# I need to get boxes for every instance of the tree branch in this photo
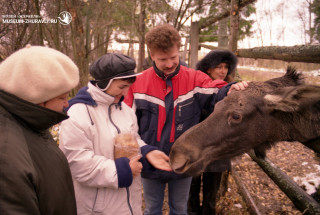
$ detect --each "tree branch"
[199,0,256,29]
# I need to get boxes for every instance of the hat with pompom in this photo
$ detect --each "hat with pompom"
[0,45,79,104]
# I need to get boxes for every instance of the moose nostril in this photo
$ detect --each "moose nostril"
[169,153,187,171]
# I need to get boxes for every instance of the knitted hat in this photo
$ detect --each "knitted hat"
[196,49,238,77]
[89,53,139,90]
[0,45,79,104]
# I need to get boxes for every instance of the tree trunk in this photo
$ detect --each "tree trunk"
[69,1,88,90]
[218,17,228,49]
[181,36,189,64]
[54,0,61,50]
[229,0,240,52]
[104,26,112,54]
[128,0,136,58]
[137,0,146,73]
[248,151,320,214]
[308,1,313,44]
[217,0,228,49]
[199,44,320,64]
[189,21,199,69]
[34,0,44,45]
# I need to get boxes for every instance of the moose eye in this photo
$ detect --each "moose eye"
[228,112,242,125]
[232,113,241,120]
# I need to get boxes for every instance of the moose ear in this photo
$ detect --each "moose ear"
[264,85,320,112]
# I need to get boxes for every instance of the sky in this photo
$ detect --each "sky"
[111,0,314,53]
[239,0,314,48]
[168,0,315,49]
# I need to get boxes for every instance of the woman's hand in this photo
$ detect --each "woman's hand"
[146,150,172,172]
[228,81,249,95]
[129,155,143,177]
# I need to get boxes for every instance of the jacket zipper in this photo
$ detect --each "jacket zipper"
[108,104,120,134]
[178,99,194,117]
[126,187,134,215]
[91,188,99,213]
[108,104,133,215]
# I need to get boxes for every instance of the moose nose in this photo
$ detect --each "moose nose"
[169,151,188,173]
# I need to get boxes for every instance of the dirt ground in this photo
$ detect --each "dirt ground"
[220,141,320,215]
[146,141,319,215]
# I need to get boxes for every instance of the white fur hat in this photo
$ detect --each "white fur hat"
[0,45,79,104]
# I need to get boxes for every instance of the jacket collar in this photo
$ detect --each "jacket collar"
[153,61,180,80]
[87,82,115,106]
[66,84,97,111]
[67,82,122,110]
[0,90,68,133]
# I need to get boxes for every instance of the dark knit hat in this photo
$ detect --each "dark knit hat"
[196,49,238,77]
[89,53,139,89]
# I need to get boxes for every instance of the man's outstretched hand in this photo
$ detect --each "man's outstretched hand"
[146,150,173,172]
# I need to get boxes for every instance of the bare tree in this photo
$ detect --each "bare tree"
[264,0,273,45]
[137,0,146,73]
[306,0,314,44]
[0,0,36,56]
[298,5,308,44]
[254,7,264,46]
[33,0,44,45]
[275,2,286,45]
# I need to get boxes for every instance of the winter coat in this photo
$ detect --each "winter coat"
[0,90,77,215]
[124,64,233,182]
[59,82,153,215]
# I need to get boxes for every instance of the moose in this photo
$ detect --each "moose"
[169,66,320,176]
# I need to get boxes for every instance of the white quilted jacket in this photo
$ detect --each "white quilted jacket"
[59,82,145,215]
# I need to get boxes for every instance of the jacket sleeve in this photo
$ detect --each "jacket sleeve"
[194,70,227,111]
[0,123,41,215]
[207,82,235,112]
[59,106,132,189]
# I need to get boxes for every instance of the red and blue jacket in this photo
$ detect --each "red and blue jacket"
[124,64,233,181]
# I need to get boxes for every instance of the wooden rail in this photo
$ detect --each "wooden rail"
[247,150,320,215]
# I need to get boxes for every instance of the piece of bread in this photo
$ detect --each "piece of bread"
[114,133,140,159]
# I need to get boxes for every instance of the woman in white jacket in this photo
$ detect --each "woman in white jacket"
[59,53,172,215]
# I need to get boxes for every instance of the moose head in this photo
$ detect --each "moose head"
[169,67,320,176]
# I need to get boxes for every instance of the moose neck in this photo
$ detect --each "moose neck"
[270,111,320,144]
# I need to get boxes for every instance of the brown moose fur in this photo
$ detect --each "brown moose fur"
[169,66,320,176]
